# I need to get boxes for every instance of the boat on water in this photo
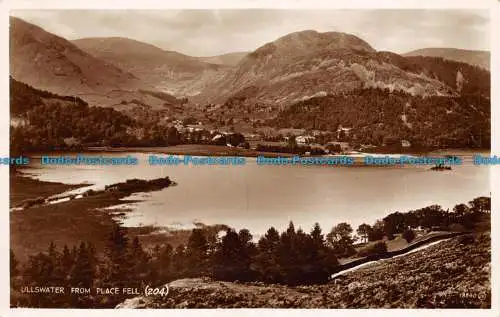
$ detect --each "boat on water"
[430,164,452,171]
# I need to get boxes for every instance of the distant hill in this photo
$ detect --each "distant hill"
[404,48,490,70]
[10,17,188,109]
[195,52,249,66]
[9,17,147,98]
[73,37,229,96]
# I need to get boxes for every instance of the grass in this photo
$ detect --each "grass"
[10,171,88,207]
[10,173,219,263]
[338,231,454,265]
[88,144,296,157]
[10,191,124,262]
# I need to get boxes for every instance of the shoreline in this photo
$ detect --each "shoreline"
[37,144,491,159]
[10,171,90,208]
[9,173,218,263]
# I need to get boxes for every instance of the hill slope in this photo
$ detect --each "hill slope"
[404,48,490,70]
[272,88,490,149]
[73,37,229,96]
[9,17,147,99]
[196,52,249,66]
[117,233,490,308]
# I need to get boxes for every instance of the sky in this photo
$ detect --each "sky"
[11,9,490,57]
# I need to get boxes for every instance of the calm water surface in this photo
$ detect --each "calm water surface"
[22,152,490,234]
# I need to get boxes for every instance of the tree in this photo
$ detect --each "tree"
[129,236,151,286]
[469,197,491,214]
[253,227,282,283]
[171,244,187,277]
[213,229,255,281]
[357,223,372,243]
[60,245,74,278]
[326,222,357,257]
[70,242,95,289]
[152,244,173,281]
[227,133,245,147]
[307,223,339,284]
[185,229,209,276]
[368,220,385,241]
[102,224,131,289]
[417,205,446,230]
[402,228,416,243]
[383,212,406,238]
[287,135,297,148]
[166,127,180,146]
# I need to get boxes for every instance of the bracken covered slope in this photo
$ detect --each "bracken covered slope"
[117,233,490,308]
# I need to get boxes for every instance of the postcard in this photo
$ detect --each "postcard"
[3,1,497,315]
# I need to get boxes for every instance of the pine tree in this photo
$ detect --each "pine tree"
[254,227,282,283]
[102,224,131,289]
[185,229,209,276]
[60,245,74,278]
[129,236,150,287]
[171,244,187,278]
[70,242,95,289]
[155,244,173,281]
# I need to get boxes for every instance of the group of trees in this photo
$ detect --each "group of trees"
[9,77,250,154]
[11,196,490,308]
[273,87,490,150]
[355,196,491,245]
[11,222,337,308]
[11,224,152,308]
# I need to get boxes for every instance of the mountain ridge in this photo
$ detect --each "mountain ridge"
[73,36,229,96]
[404,47,490,70]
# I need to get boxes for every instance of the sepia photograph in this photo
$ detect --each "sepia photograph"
[7,7,492,310]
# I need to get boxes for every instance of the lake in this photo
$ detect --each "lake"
[20,151,490,235]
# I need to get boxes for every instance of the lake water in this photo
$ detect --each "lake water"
[21,152,490,235]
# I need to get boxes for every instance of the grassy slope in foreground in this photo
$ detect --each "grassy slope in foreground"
[10,171,88,207]
[118,233,490,308]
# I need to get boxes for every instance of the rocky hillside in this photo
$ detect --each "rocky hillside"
[404,48,490,70]
[117,233,490,308]
[73,37,229,96]
[196,30,473,110]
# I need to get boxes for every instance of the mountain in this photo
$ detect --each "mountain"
[195,30,475,113]
[404,48,490,70]
[9,17,148,101]
[196,52,249,66]
[72,37,229,96]
[10,17,188,109]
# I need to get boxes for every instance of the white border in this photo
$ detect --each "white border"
[1,1,498,317]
